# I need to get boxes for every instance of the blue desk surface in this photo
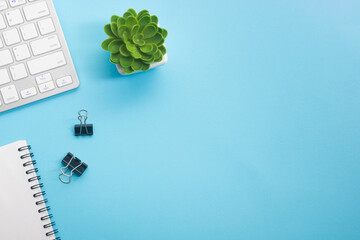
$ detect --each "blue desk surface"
[1,0,360,239]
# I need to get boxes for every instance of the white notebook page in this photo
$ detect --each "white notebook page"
[0,140,54,240]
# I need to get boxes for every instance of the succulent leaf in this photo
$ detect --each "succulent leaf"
[142,63,150,71]
[139,44,153,53]
[143,60,154,65]
[122,31,131,42]
[117,17,126,26]
[119,55,134,67]
[142,54,155,63]
[131,24,140,36]
[127,8,137,18]
[111,15,120,23]
[145,32,163,44]
[123,12,133,19]
[154,50,163,62]
[158,45,167,55]
[125,41,137,52]
[130,46,142,59]
[151,15,158,24]
[123,66,134,74]
[108,39,123,53]
[161,28,168,38]
[147,44,158,55]
[104,24,116,38]
[118,26,129,39]
[125,16,137,29]
[142,23,158,38]
[137,10,150,20]
[111,22,118,37]
[138,16,151,31]
[156,37,165,46]
[103,9,168,74]
[131,59,144,71]
[132,33,145,46]
[110,52,121,63]
[155,55,163,62]
[101,38,115,51]
[119,44,131,56]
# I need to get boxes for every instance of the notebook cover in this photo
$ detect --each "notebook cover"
[0,140,56,240]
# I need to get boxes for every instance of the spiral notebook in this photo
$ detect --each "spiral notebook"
[0,140,60,240]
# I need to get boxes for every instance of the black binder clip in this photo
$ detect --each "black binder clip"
[75,109,93,136]
[59,153,88,184]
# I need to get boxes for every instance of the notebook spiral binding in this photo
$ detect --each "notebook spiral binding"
[18,145,61,240]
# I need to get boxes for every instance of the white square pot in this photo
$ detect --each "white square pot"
[116,53,168,75]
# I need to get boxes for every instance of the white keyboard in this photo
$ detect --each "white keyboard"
[0,0,79,113]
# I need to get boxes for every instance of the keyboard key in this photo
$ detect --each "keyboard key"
[56,76,72,87]
[10,63,27,80]
[0,49,13,66]
[0,14,5,29]
[9,0,26,7]
[5,9,23,26]
[23,1,49,21]
[0,1,8,10]
[13,44,31,61]
[0,38,3,48]
[0,68,10,85]
[21,87,37,99]
[27,51,66,75]
[38,18,55,35]
[30,35,60,56]
[38,80,55,93]
[3,28,20,45]
[1,84,19,104]
[20,23,38,40]
[36,73,52,84]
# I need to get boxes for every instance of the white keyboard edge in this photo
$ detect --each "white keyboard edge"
[0,0,79,113]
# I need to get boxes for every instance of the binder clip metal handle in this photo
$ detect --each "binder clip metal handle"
[59,153,87,184]
[59,156,80,184]
[78,109,89,135]
[75,109,93,136]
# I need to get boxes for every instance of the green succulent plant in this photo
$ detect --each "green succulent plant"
[101,8,168,74]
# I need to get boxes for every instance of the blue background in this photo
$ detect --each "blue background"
[1,0,360,239]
